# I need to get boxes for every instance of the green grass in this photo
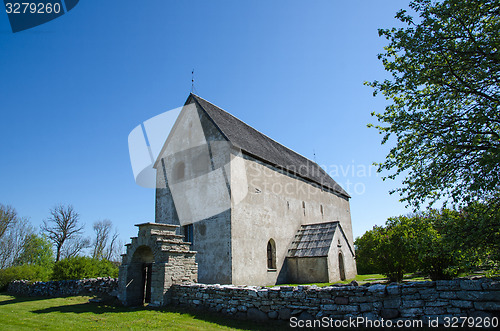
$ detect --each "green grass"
[269,273,388,287]
[0,294,283,330]
[270,273,439,288]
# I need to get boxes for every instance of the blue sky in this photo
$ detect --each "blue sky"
[0,0,412,251]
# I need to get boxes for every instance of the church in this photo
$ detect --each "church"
[118,94,356,305]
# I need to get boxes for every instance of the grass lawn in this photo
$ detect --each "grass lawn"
[270,273,436,287]
[0,294,283,330]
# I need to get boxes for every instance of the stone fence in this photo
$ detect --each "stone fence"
[169,277,500,324]
[7,278,118,297]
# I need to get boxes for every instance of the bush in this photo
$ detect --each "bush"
[0,264,51,291]
[52,257,118,281]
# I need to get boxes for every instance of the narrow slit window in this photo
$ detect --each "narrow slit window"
[267,239,276,270]
[183,224,193,244]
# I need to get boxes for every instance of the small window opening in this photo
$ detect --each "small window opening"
[302,201,306,216]
[183,224,193,244]
[320,204,324,217]
[267,239,276,270]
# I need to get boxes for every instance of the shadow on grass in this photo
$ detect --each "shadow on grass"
[0,293,57,306]
[31,301,289,330]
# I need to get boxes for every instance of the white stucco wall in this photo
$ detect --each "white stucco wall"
[230,152,356,285]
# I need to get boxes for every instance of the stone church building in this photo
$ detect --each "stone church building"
[118,94,356,306]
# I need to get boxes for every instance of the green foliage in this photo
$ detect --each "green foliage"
[366,0,500,207]
[409,210,462,280]
[14,234,54,268]
[354,230,383,275]
[447,197,500,271]
[52,256,118,281]
[0,264,51,291]
[355,219,416,282]
[355,209,473,281]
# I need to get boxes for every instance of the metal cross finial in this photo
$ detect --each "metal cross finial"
[191,69,194,93]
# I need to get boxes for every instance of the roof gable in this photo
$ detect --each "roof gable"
[188,94,349,198]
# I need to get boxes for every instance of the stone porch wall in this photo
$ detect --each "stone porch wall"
[169,277,500,323]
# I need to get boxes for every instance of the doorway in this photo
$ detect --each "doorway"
[126,245,154,306]
[338,252,346,281]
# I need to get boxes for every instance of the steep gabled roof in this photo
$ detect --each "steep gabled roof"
[188,94,349,198]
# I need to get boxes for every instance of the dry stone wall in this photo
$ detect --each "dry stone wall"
[7,278,117,297]
[169,278,500,324]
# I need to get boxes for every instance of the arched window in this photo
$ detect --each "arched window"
[173,161,185,181]
[267,239,276,270]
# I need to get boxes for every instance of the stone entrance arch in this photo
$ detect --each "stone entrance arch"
[118,223,197,306]
[126,245,154,305]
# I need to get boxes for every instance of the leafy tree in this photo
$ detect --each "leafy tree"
[41,204,88,261]
[14,234,54,268]
[52,256,118,281]
[355,219,417,282]
[356,210,469,281]
[447,197,500,271]
[367,0,500,207]
[354,229,383,275]
[409,210,462,280]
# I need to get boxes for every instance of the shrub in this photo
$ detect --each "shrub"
[52,257,118,281]
[0,264,51,291]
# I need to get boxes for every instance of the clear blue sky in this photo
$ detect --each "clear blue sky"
[0,0,412,251]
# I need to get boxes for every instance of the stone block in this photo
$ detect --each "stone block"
[380,308,399,319]
[278,308,291,320]
[481,281,500,290]
[450,300,473,308]
[459,280,482,291]
[402,299,424,308]
[436,280,460,291]
[368,284,386,293]
[384,298,401,309]
[458,291,499,301]
[400,308,423,317]
[439,291,458,299]
[268,311,278,319]
[424,307,445,315]
[247,308,268,321]
[386,284,400,295]
[334,297,349,305]
[474,301,500,311]
[426,300,449,307]
[360,303,372,312]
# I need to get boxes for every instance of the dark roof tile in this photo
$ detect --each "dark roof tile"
[189,94,349,198]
